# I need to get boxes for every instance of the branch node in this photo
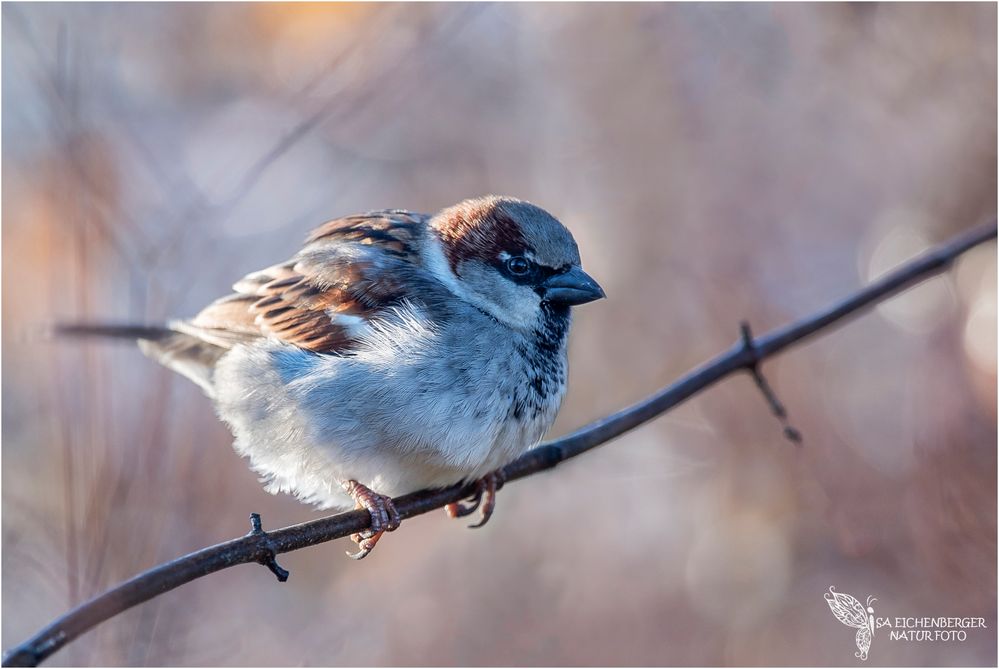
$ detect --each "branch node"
[739,321,757,363]
[739,322,803,445]
[247,513,290,582]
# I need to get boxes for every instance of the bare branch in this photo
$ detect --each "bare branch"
[4,218,995,668]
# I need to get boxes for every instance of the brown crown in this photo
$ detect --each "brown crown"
[432,198,529,274]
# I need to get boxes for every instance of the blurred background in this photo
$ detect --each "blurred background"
[2,3,996,666]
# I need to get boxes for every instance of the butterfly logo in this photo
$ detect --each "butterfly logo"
[824,586,877,660]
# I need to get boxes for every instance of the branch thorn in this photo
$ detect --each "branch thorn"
[739,322,802,444]
[248,513,290,582]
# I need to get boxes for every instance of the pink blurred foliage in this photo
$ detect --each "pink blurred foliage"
[2,3,995,665]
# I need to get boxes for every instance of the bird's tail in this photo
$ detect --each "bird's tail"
[53,322,223,396]
[53,323,176,340]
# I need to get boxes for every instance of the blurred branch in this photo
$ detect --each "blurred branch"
[4,218,995,668]
[149,4,489,275]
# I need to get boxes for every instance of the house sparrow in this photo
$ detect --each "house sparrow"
[60,196,604,558]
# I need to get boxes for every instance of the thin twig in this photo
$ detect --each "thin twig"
[740,321,803,443]
[3,218,995,667]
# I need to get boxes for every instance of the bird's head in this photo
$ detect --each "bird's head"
[426,196,605,330]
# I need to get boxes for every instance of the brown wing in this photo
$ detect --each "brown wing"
[180,210,430,354]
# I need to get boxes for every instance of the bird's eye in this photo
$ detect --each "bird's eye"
[505,256,531,276]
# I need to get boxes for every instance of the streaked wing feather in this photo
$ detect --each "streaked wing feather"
[183,211,430,354]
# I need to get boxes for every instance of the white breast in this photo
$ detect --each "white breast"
[211,302,567,509]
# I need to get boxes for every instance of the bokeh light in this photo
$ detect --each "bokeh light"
[3,3,995,666]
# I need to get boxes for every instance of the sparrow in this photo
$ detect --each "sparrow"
[60,196,604,558]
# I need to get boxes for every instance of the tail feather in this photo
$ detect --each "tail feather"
[53,323,175,340]
[55,322,225,397]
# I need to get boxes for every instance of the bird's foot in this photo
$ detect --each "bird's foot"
[342,480,401,560]
[444,470,505,528]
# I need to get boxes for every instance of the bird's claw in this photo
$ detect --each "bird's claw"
[444,470,505,529]
[444,481,484,519]
[342,480,400,560]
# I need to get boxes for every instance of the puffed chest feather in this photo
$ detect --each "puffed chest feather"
[211,306,568,509]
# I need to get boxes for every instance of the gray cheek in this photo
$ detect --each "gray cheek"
[457,261,542,325]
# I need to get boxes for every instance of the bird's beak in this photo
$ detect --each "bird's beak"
[542,266,606,306]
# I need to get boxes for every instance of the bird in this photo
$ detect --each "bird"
[58,196,605,558]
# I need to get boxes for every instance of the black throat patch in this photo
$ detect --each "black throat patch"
[509,302,571,421]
